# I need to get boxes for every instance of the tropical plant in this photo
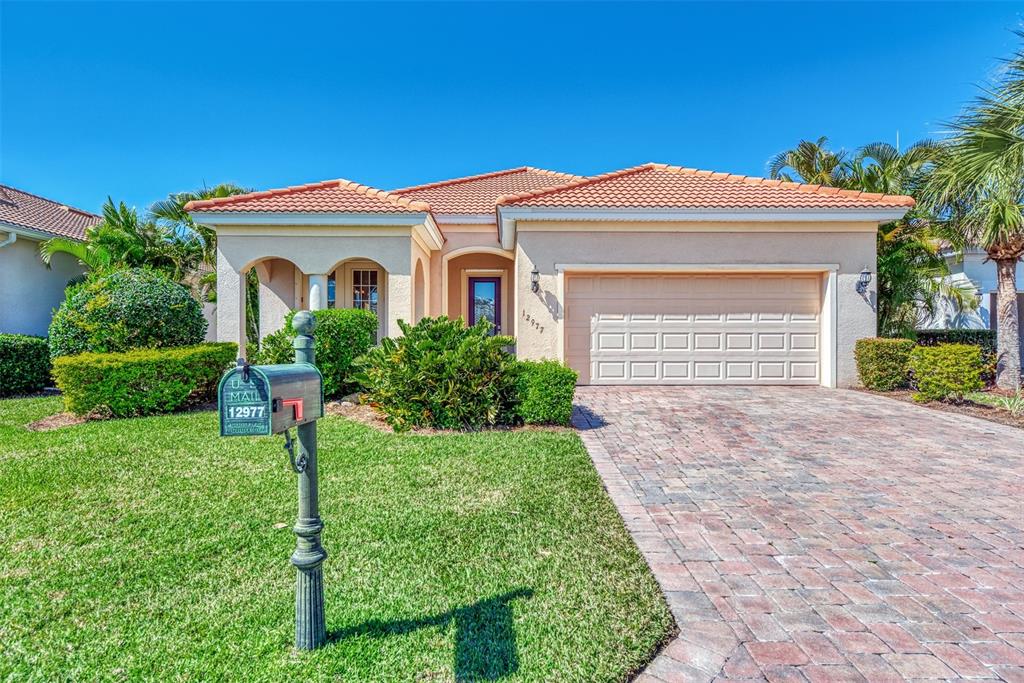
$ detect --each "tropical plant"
[355,317,519,431]
[768,136,851,186]
[150,183,257,341]
[150,183,249,265]
[769,137,972,337]
[40,198,202,282]
[923,40,1024,390]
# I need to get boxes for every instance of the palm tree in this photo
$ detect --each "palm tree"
[150,182,249,268]
[924,43,1024,390]
[769,137,970,338]
[41,198,200,281]
[149,183,257,342]
[850,141,939,196]
[768,136,851,186]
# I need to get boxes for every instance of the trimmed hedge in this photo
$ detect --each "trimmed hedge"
[854,338,915,391]
[356,317,519,431]
[52,342,237,417]
[909,343,984,403]
[916,328,997,384]
[516,360,578,426]
[915,328,996,354]
[49,268,206,358]
[250,308,377,398]
[0,334,52,397]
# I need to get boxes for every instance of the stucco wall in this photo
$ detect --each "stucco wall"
[0,234,82,336]
[446,252,514,332]
[215,227,414,351]
[514,223,878,387]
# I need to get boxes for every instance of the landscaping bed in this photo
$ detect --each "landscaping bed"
[0,396,671,681]
[865,388,1024,430]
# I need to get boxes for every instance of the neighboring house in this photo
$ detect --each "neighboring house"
[0,184,98,336]
[921,248,1024,331]
[187,163,912,388]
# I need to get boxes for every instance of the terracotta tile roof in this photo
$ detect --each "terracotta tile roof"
[392,167,580,215]
[0,184,99,240]
[184,179,431,214]
[497,163,916,210]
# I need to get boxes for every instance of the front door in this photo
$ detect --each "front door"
[468,277,501,334]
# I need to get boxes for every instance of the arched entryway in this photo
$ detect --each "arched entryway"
[250,257,304,341]
[325,257,389,341]
[443,247,515,335]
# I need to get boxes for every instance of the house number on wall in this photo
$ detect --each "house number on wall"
[521,309,544,334]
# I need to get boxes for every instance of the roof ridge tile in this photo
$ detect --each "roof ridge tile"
[184,178,432,213]
[391,167,532,195]
[495,163,657,206]
[651,163,914,207]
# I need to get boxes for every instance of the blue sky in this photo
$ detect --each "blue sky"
[2,1,1023,213]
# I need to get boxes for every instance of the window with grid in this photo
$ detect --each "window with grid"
[353,269,378,315]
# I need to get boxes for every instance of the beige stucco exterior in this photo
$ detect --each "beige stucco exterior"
[0,231,83,336]
[512,221,878,387]
[205,214,881,388]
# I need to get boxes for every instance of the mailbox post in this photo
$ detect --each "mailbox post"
[289,311,327,650]
[216,310,327,651]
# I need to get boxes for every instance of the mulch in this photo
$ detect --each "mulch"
[325,399,571,435]
[863,389,1024,430]
[26,412,86,432]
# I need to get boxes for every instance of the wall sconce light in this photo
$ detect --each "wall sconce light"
[856,267,872,295]
[531,268,540,293]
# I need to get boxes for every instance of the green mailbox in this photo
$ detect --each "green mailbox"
[215,311,329,652]
[218,362,324,437]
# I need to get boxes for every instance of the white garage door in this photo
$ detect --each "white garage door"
[565,273,822,385]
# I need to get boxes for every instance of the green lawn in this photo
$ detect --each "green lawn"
[0,397,671,682]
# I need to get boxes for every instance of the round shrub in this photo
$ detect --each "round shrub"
[0,334,52,396]
[249,308,377,398]
[909,343,984,403]
[854,337,915,391]
[515,359,578,426]
[48,268,206,358]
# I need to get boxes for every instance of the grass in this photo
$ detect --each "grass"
[0,397,671,682]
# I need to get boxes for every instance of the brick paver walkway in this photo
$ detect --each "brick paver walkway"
[573,387,1024,682]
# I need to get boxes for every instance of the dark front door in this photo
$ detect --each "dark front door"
[468,277,501,334]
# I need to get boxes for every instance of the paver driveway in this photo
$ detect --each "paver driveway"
[573,387,1024,682]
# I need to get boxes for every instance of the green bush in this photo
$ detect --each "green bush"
[0,334,52,397]
[49,268,206,358]
[916,328,997,384]
[909,343,984,403]
[355,317,518,431]
[52,343,237,417]
[515,360,578,425]
[915,328,996,354]
[249,308,377,397]
[854,338,915,391]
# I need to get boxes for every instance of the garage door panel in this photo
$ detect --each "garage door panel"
[566,272,822,386]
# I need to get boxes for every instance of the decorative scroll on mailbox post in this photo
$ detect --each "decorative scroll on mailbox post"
[217,310,328,650]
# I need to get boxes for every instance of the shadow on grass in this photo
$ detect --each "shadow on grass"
[329,588,534,680]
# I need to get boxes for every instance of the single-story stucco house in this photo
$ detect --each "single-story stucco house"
[187,163,914,388]
[0,184,97,336]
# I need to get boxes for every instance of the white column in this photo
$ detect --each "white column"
[217,249,246,358]
[308,274,328,311]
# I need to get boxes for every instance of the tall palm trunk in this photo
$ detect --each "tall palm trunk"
[993,257,1022,390]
